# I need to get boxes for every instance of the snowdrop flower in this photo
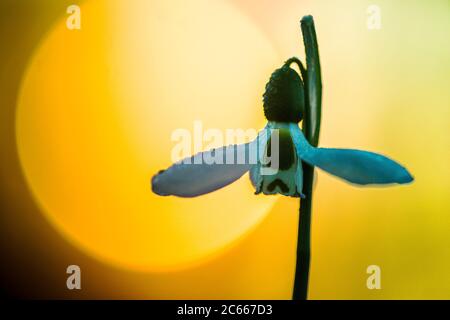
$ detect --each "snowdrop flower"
[151,61,413,198]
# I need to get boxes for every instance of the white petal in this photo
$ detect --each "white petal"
[289,123,414,185]
[152,128,269,197]
[250,122,304,198]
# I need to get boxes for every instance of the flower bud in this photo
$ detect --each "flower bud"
[263,65,305,123]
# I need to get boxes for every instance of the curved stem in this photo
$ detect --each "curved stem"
[292,15,322,300]
[284,57,306,76]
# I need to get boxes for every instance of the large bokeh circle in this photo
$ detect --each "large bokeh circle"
[16,0,279,271]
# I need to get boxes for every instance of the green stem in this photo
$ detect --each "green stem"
[293,163,314,300]
[301,15,322,147]
[292,15,322,300]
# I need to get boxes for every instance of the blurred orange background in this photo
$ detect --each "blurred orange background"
[1,0,449,299]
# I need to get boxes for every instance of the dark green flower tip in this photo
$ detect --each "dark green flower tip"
[263,63,305,123]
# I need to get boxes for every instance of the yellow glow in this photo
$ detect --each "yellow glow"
[16,0,280,271]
